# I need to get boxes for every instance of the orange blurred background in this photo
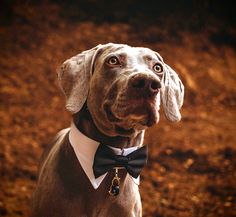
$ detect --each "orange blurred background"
[0,1,235,217]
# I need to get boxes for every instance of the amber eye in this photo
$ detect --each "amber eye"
[153,63,163,73]
[107,56,120,65]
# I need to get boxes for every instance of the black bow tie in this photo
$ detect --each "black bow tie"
[93,145,148,179]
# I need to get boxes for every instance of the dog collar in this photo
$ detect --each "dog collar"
[69,122,140,189]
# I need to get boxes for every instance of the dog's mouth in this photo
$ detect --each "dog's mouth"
[104,104,121,123]
[103,99,159,130]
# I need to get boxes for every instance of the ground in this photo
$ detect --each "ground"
[0,4,236,217]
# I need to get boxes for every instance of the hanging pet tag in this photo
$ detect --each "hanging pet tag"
[109,168,120,196]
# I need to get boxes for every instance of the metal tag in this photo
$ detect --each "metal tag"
[109,168,120,196]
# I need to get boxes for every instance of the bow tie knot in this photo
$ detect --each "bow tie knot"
[93,144,148,179]
[115,155,129,166]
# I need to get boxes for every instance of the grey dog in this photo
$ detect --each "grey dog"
[31,43,184,217]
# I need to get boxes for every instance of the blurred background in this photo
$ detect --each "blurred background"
[0,0,235,217]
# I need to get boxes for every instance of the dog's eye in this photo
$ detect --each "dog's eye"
[153,63,163,73]
[107,56,120,65]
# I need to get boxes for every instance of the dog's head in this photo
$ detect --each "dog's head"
[58,43,184,137]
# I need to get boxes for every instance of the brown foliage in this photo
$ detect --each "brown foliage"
[0,3,236,217]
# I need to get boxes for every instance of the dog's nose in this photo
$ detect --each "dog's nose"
[129,74,161,97]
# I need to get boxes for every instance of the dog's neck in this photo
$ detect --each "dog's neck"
[73,105,144,149]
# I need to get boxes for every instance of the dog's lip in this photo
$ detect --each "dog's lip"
[146,112,159,126]
[104,103,121,122]
[145,101,159,126]
[104,99,159,125]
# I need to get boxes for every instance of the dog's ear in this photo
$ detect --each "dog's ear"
[58,45,102,113]
[161,64,184,122]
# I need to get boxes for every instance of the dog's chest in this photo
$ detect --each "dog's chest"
[55,137,141,216]
[69,181,140,217]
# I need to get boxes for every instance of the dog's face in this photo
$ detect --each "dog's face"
[58,43,184,137]
[88,45,163,136]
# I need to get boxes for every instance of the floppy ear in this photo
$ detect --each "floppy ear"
[58,45,101,113]
[161,64,184,122]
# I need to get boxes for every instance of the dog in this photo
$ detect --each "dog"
[31,43,184,217]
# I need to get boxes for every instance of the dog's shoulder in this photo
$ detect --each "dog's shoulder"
[39,128,70,170]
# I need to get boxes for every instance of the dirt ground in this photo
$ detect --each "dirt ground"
[0,4,236,217]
